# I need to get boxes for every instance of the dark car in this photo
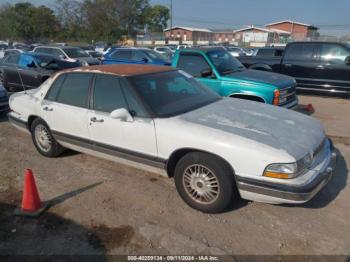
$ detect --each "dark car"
[33,46,100,66]
[0,52,80,92]
[102,47,172,66]
[0,84,9,113]
[238,42,350,97]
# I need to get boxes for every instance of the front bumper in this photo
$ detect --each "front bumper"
[236,139,337,204]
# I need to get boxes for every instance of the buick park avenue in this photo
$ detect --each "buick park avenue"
[8,64,336,213]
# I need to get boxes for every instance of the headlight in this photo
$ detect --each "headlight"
[264,153,313,179]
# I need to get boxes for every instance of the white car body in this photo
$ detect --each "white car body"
[8,66,336,206]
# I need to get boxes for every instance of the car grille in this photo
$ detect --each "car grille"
[278,85,297,106]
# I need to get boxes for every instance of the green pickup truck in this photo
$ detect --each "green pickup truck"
[172,47,298,108]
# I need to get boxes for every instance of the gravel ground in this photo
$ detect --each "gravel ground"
[0,95,349,257]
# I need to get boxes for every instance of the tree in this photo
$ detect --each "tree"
[144,5,169,32]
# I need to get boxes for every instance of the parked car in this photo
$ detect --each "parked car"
[94,42,107,53]
[224,46,246,57]
[86,50,103,60]
[238,42,350,97]
[78,45,95,51]
[0,52,80,92]
[3,49,24,57]
[33,46,100,66]
[0,84,9,113]
[154,46,174,59]
[102,47,171,66]
[8,64,336,213]
[172,47,298,108]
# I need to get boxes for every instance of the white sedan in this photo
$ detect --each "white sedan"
[8,64,336,213]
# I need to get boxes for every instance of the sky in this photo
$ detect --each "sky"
[1,0,349,35]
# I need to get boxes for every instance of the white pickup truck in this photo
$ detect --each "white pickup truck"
[8,64,336,213]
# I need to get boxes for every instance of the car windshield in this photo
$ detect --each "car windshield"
[62,48,89,58]
[128,70,221,117]
[206,50,245,75]
[142,49,166,60]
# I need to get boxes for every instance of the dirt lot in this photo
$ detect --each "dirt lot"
[0,95,349,257]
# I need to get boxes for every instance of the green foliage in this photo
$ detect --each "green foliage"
[144,5,170,32]
[0,0,169,42]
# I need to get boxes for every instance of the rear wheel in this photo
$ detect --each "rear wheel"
[174,152,235,213]
[30,118,64,157]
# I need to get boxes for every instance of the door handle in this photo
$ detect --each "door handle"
[90,117,104,123]
[316,65,325,69]
[42,106,53,111]
[284,63,293,67]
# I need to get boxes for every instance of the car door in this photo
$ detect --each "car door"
[87,74,158,163]
[280,43,321,89]
[314,43,350,93]
[41,72,92,142]
[2,54,22,90]
[131,50,149,64]
[18,54,42,89]
[176,52,222,94]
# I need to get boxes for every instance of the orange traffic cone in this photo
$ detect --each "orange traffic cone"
[14,169,49,217]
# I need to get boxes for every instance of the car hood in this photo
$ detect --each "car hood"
[223,69,295,89]
[179,98,325,160]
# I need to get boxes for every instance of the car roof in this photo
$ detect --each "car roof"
[62,64,175,77]
[180,46,225,53]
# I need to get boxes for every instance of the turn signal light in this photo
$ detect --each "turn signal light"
[273,89,280,105]
[264,171,290,179]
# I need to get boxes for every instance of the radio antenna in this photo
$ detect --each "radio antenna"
[17,70,26,94]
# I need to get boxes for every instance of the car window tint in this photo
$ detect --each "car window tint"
[321,44,350,64]
[177,54,211,77]
[50,48,65,57]
[18,54,35,67]
[56,73,92,108]
[257,49,274,56]
[285,44,316,60]
[93,74,128,113]
[4,54,20,64]
[110,50,131,60]
[45,75,66,101]
[131,50,145,61]
[121,80,148,117]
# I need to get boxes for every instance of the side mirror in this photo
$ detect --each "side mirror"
[110,108,133,122]
[142,57,149,63]
[59,54,66,60]
[345,56,350,65]
[27,61,36,68]
[200,68,213,78]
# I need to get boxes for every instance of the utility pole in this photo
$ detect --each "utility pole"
[170,0,173,41]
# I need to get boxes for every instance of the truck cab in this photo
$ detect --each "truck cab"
[172,47,298,108]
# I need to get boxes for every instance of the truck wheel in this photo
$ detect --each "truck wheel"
[174,152,235,213]
[30,118,64,157]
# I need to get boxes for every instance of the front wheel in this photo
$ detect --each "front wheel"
[30,118,64,157]
[174,152,235,213]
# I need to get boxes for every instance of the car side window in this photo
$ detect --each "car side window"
[56,73,92,108]
[321,44,350,65]
[110,50,131,60]
[4,54,20,65]
[121,79,148,117]
[284,44,317,61]
[131,50,146,61]
[45,74,66,101]
[177,54,211,77]
[92,74,128,113]
[18,54,35,67]
[50,48,65,57]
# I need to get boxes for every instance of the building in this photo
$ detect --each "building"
[163,26,214,43]
[233,26,290,45]
[213,31,235,43]
[265,20,319,41]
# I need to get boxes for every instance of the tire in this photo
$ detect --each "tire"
[30,118,64,157]
[174,152,235,213]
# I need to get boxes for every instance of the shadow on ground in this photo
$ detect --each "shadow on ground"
[0,202,108,260]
